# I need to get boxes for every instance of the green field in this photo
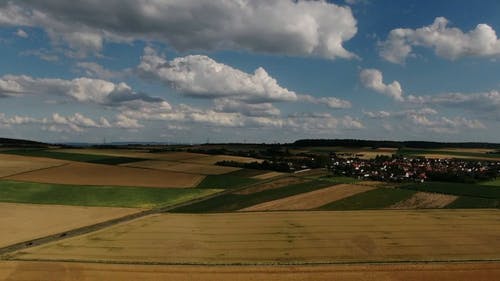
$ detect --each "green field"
[1,149,144,165]
[446,196,499,208]
[225,169,268,178]
[196,174,259,188]
[0,180,221,208]
[400,182,500,199]
[481,178,500,187]
[318,188,416,210]
[174,180,333,213]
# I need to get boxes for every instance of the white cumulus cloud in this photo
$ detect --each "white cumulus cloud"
[0,0,358,59]
[359,69,404,101]
[379,17,500,64]
[137,47,298,103]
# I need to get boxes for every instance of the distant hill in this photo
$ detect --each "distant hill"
[0,137,49,148]
[293,139,500,149]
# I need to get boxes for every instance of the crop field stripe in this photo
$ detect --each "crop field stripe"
[0,163,70,179]
[0,180,221,208]
[400,182,500,199]
[174,180,333,212]
[446,196,499,208]
[8,210,500,265]
[318,188,417,210]
[196,175,259,189]
[3,261,500,281]
[1,150,144,165]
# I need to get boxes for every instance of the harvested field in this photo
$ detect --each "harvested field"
[388,192,458,209]
[6,162,204,188]
[0,202,141,248]
[356,151,394,159]
[0,154,66,178]
[319,188,417,210]
[184,155,262,165]
[9,210,500,264]
[124,160,240,175]
[436,148,497,153]
[234,176,308,195]
[420,153,500,161]
[241,184,376,211]
[252,171,284,180]
[1,261,500,281]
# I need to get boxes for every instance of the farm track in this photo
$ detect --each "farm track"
[0,173,291,257]
[0,163,70,180]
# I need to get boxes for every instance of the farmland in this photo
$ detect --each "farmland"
[397,148,500,161]
[0,202,142,248]
[319,188,417,210]
[1,149,144,165]
[2,261,500,281]
[240,184,376,211]
[0,154,66,178]
[196,174,259,189]
[1,144,499,279]
[388,192,458,209]
[0,180,221,208]
[173,180,333,212]
[7,210,500,265]
[400,182,500,199]
[6,162,205,188]
[124,160,241,175]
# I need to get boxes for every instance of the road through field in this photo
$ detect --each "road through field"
[1,261,500,281]
[0,203,143,248]
[8,210,500,265]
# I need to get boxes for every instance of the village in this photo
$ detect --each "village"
[328,153,500,183]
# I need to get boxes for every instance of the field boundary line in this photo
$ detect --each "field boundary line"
[0,163,71,180]
[5,257,500,267]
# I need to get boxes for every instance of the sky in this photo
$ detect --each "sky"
[0,0,499,144]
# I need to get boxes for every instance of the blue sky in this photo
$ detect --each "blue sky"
[0,0,499,143]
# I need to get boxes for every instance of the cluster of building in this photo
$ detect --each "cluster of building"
[328,153,500,183]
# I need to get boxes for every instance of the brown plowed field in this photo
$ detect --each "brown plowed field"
[1,261,500,281]
[388,192,458,209]
[10,210,500,265]
[124,160,240,175]
[240,184,376,211]
[183,155,262,165]
[6,162,204,188]
[0,203,142,248]
[234,176,308,195]
[152,152,211,161]
[0,154,66,178]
